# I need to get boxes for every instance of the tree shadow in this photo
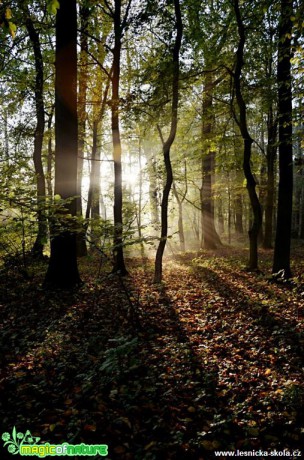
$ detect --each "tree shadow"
[190,263,303,361]
[127,257,304,455]
[1,257,303,459]
[0,264,130,447]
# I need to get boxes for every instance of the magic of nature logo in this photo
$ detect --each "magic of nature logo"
[2,427,108,457]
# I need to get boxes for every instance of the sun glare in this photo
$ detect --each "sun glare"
[124,169,138,187]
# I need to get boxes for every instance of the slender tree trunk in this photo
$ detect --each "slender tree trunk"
[228,174,232,245]
[154,0,183,283]
[263,107,277,248]
[218,197,225,235]
[4,110,9,162]
[272,0,293,278]
[76,4,89,257]
[25,13,47,258]
[111,0,128,275]
[91,120,102,220]
[173,182,186,252]
[44,0,81,288]
[136,138,145,258]
[258,164,266,244]
[201,73,221,249]
[86,76,110,223]
[46,107,54,199]
[172,160,187,252]
[147,151,160,227]
[192,211,200,246]
[234,193,243,234]
[233,0,262,269]
[300,181,304,239]
[86,120,99,220]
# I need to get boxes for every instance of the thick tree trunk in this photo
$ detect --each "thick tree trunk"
[44,0,81,288]
[272,0,293,278]
[154,0,183,283]
[233,0,262,270]
[25,13,47,258]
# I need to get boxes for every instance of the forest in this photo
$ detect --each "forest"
[0,0,304,458]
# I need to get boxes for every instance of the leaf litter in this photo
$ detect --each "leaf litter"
[0,248,303,459]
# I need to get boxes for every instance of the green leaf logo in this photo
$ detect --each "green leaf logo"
[1,427,39,456]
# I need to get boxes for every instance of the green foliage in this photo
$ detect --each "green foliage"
[282,382,304,410]
[100,336,139,378]
[86,217,114,252]
[47,0,60,15]
[0,7,17,39]
[0,190,38,275]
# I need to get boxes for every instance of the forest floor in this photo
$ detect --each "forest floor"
[0,246,304,459]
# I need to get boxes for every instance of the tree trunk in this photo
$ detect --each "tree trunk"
[137,138,145,258]
[86,120,99,220]
[25,12,47,259]
[147,151,160,228]
[233,0,262,270]
[46,108,54,199]
[234,193,243,234]
[272,0,293,278]
[111,0,128,275]
[76,4,89,257]
[201,73,221,249]
[300,182,304,239]
[228,175,232,245]
[86,77,110,223]
[91,120,102,220]
[4,110,9,162]
[218,198,225,235]
[44,0,81,288]
[263,107,277,248]
[154,0,183,283]
[173,182,186,252]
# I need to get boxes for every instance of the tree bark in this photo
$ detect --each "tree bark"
[86,80,110,222]
[234,193,243,234]
[201,73,222,249]
[173,181,186,252]
[272,0,293,278]
[233,0,262,270]
[25,12,47,258]
[76,3,90,257]
[147,150,160,227]
[263,107,277,248]
[44,0,81,288]
[46,107,54,199]
[111,0,128,275]
[154,0,183,283]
